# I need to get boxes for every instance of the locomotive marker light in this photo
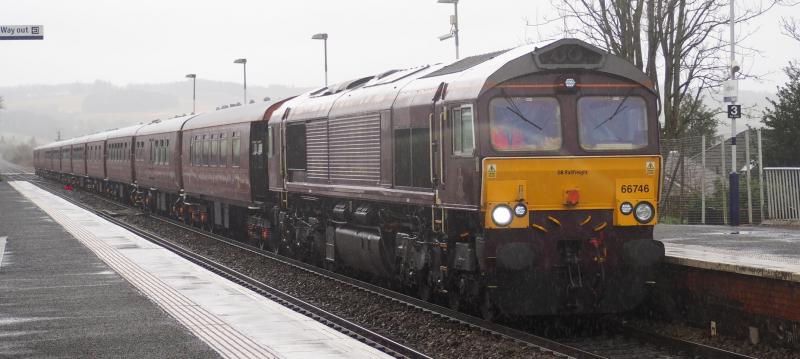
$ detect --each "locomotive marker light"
[634,202,655,223]
[233,58,247,105]
[620,202,633,215]
[513,203,527,217]
[491,205,513,227]
[437,0,460,59]
[311,33,329,87]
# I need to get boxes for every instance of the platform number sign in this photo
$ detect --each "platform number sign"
[727,104,742,119]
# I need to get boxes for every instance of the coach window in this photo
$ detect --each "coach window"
[219,133,227,167]
[201,134,209,166]
[452,104,475,156]
[124,142,128,160]
[231,132,241,167]
[578,96,648,151]
[211,134,219,166]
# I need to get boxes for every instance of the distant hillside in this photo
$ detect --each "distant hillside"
[0,80,311,143]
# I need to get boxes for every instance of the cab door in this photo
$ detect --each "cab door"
[250,122,268,202]
[439,103,478,207]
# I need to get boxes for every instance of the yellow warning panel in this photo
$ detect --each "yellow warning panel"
[481,156,661,227]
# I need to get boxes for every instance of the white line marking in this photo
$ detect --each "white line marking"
[0,236,7,268]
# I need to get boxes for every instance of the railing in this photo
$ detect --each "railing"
[765,168,800,221]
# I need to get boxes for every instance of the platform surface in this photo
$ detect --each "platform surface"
[655,224,800,282]
[3,180,391,359]
[0,180,221,358]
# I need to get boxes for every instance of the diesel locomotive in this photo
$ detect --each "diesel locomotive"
[34,38,664,318]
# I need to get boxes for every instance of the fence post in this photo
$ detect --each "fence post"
[758,129,764,222]
[745,129,753,224]
[701,135,706,224]
[721,138,728,225]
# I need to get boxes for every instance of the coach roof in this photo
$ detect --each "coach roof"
[183,101,273,131]
[136,114,197,137]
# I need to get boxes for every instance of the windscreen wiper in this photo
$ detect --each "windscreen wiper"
[593,88,635,130]
[502,92,542,131]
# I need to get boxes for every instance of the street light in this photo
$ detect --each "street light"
[311,33,328,87]
[185,74,196,114]
[437,0,460,60]
[233,58,247,105]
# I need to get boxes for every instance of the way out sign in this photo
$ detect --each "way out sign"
[0,25,44,40]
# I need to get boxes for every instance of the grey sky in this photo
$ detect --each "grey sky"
[1,0,798,92]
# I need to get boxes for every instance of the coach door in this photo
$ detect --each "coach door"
[250,122,268,202]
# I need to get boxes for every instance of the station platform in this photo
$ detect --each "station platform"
[0,180,390,359]
[655,224,800,282]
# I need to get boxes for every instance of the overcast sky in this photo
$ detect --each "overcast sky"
[1,0,798,92]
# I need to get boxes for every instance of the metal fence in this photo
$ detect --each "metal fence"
[659,128,765,225]
[764,168,800,221]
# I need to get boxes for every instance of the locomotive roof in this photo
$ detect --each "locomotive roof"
[136,114,197,136]
[274,38,655,123]
[183,101,274,131]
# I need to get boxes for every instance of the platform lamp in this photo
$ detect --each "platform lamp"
[437,0,459,60]
[233,58,247,105]
[311,33,328,87]
[185,74,196,114]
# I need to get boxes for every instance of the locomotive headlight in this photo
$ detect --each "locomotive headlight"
[513,203,527,217]
[491,205,513,227]
[634,202,655,223]
[620,202,633,215]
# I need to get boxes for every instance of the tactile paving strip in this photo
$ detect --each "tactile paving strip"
[10,181,279,359]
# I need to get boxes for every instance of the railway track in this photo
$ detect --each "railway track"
[8,173,759,359]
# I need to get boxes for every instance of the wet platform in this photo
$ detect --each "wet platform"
[655,224,800,282]
[1,180,390,359]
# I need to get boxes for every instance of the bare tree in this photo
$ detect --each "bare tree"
[782,17,800,41]
[549,0,790,139]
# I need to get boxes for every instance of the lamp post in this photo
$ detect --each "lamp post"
[728,1,740,227]
[437,0,460,60]
[311,33,328,87]
[185,74,196,114]
[233,58,247,104]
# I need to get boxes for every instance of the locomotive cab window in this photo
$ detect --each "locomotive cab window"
[452,104,475,156]
[489,97,561,151]
[578,96,648,151]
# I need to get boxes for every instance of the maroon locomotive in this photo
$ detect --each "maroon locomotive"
[35,39,664,318]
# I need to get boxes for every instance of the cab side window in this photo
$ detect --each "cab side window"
[452,105,475,156]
